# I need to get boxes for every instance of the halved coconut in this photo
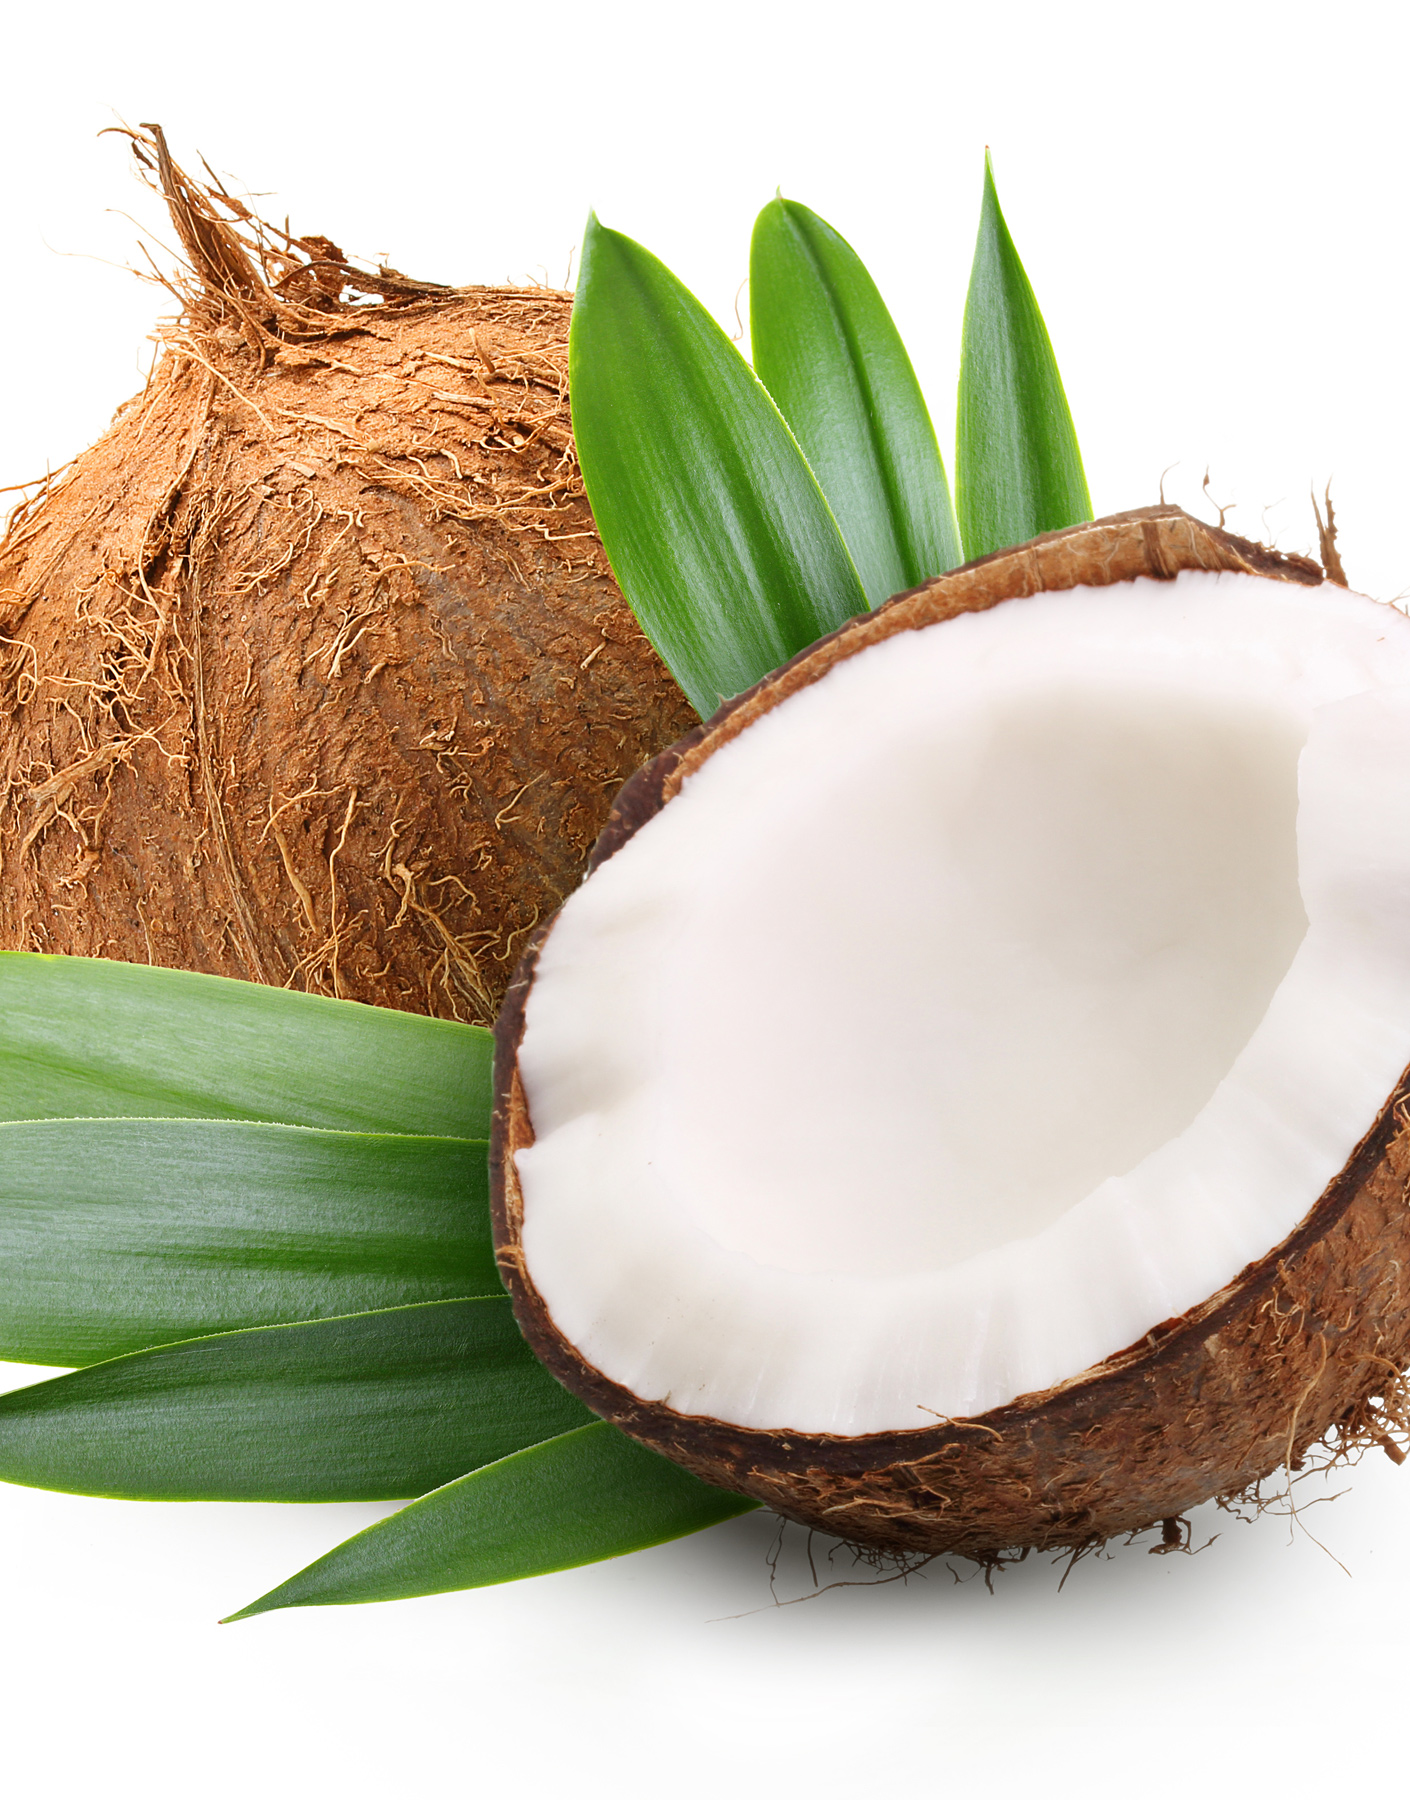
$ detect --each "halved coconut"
[491,506,1410,1558]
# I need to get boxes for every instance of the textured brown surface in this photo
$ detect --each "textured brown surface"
[0,132,694,1021]
[493,506,1410,1555]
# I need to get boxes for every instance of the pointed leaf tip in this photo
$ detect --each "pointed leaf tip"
[956,156,1091,561]
[750,195,960,604]
[570,219,865,716]
[226,1421,757,1617]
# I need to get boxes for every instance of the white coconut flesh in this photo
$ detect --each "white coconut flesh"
[514,570,1410,1435]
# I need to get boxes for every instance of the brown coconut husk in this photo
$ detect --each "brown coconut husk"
[491,504,1410,1559]
[0,128,694,1021]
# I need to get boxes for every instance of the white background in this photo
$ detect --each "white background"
[2,2,1408,1795]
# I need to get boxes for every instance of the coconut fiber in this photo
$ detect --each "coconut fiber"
[0,128,694,1020]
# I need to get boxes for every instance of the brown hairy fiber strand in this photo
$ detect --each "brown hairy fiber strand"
[492,506,1410,1558]
[0,128,693,1020]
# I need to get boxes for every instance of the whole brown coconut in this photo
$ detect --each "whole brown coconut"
[493,506,1410,1565]
[0,129,694,1021]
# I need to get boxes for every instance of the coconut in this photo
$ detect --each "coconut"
[0,129,694,1021]
[491,504,1410,1561]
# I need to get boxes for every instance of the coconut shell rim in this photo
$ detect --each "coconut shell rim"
[489,503,1400,1481]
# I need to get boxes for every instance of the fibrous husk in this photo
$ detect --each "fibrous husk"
[492,504,1410,1558]
[0,128,694,1021]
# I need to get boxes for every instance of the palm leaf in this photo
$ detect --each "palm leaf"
[0,1298,591,1500]
[0,953,490,1138]
[0,1118,495,1364]
[570,214,867,717]
[227,1421,758,1618]
[750,195,960,604]
[955,153,1091,559]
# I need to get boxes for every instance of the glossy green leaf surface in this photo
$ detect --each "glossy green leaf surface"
[0,1298,591,1501]
[750,197,961,606]
[0,1118,495,1365]
[956,154,1091,560]
[0,953,491,1138]
[570,214,868,718]
[228,1420,758,1618]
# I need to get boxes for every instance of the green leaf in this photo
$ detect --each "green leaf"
[226,1420,759,1618]
[0,953,490,1138]
[570,214,868,718]
[0,1118,496,1365]
[750,196,961,606]
[0,1298,592,1501]
[955,153,1092,560]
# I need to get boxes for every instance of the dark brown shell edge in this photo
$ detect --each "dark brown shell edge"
[491,505,1410,1558]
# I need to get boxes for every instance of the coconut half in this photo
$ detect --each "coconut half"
[492,506,1410,1557]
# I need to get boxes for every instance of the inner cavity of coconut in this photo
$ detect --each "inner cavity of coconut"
[515,571,1410,1432]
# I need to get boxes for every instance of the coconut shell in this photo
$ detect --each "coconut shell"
[492,504,1410,1559]
[0,130,694,1021]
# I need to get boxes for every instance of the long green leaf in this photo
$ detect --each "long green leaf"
[570,214,868,717]
[227,1421,758,1618]
[0,1118,495,1365]
[0,1298,591,1501]
[955,153,1091,560]
[0,954,490,1138]
[750,197,961,606]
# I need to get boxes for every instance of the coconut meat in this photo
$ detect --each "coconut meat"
[515,571,1410,1434]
